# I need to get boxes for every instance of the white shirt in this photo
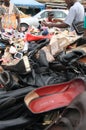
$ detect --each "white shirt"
[64,1,84,31]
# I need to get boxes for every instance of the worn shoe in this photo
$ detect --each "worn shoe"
[0,71,20,90]
[45,91,86,130]
[2,56,31,75]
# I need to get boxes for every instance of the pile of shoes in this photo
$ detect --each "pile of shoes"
[0,27,86,130]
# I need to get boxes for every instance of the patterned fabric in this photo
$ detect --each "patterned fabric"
[0,2,20,29]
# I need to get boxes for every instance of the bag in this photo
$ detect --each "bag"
[73,21,84,35]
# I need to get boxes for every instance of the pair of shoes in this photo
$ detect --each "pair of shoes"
[45,91,86,130]
[24,78,86,114]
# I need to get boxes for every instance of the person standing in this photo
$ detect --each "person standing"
[42,0,84,33]
[46,12,54,22]
[0,0,20,31]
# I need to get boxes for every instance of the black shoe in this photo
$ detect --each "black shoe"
[0,71,20,90]
[1,56,31,75]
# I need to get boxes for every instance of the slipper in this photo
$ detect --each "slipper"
[24,78,86,113]
[45,91,86,130]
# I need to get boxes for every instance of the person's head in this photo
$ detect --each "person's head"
[48,12,54,21]
[4,0,10,6]
[64,0,77,8]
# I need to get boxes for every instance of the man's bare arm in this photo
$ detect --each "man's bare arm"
[42,21,69,28]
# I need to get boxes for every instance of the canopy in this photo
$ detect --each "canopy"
[11,0,45,9]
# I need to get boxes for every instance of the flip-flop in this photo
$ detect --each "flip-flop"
[24,78,86,113]
[45,91,86,130]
